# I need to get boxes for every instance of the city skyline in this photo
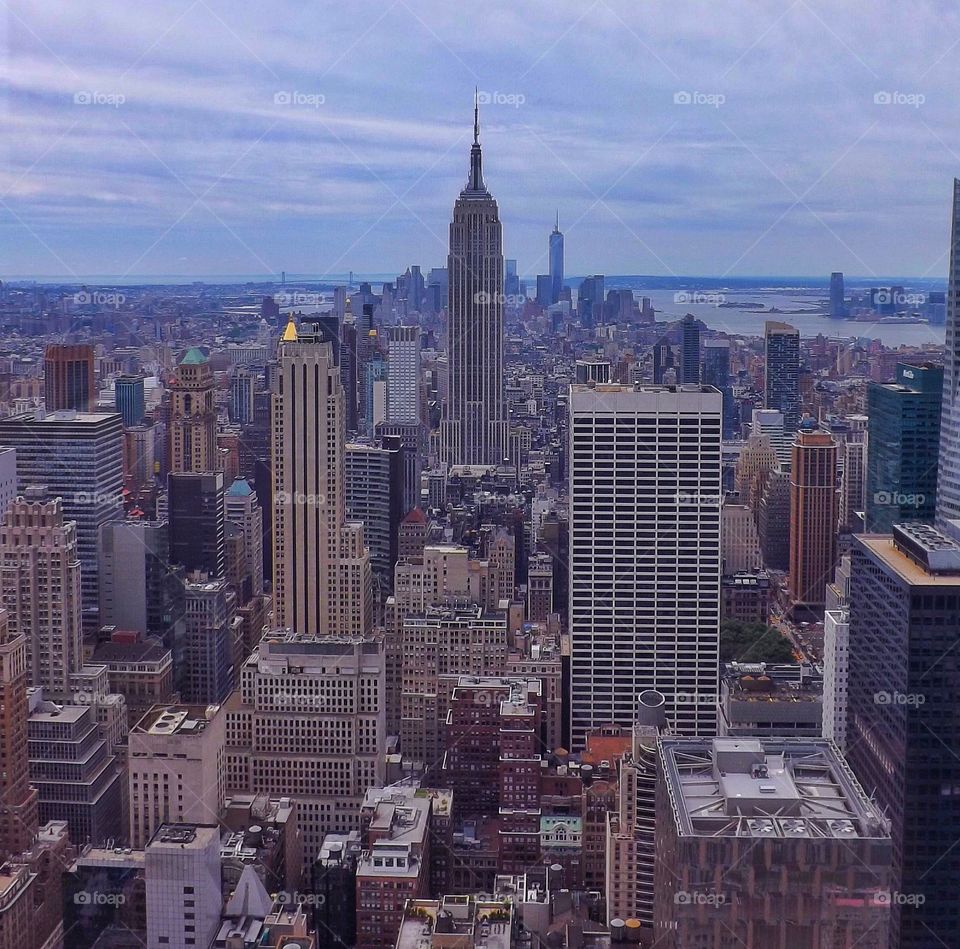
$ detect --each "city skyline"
[5,2,960,278]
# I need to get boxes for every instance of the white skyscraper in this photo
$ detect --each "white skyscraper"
[568,384,722,748]
[145,823,222,949]
[387,325,421,424]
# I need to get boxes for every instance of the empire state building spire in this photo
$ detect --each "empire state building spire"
[468,90,485,192]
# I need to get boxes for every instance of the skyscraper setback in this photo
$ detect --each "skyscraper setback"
[441,102,507,467]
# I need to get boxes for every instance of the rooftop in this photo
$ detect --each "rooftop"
[660,737,889,840]
[131,704,220,737]
[858,532,960,586]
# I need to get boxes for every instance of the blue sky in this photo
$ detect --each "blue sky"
[2,0,960,279]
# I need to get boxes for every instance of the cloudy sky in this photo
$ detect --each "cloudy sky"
[2,0,960,280]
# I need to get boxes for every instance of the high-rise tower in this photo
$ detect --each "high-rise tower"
[272,318,372,636]
[442,99,507,467]
[169,347,217,474]
[0,607,38,858]
[549,211,564,305]
[936,179,960,539]
[764,321,801,431]
[568,383,722,748]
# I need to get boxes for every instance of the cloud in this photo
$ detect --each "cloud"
[1,0,959,278]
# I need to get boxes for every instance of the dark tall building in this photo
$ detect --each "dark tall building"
[652,337,674,384]
[578,275,605,326]
[679,314,700,384]
[866,362,942,533]
[167,471,225,578]
[758,469,791,571]
[44,344,95,412]
[340,309,359,433]
[549,212,564,304]
[764,320,801,431]
[702,339,735,438]
[847,524,960,947]
[788,429,838,614]
[830,271,846,317]
[115,374,146,427]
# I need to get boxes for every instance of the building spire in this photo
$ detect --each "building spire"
[468,90,485,191]
[555,209,560,232]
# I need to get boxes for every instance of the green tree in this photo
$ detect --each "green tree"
[720,620,795,664]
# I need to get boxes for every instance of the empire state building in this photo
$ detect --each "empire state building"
[442,101,508,467]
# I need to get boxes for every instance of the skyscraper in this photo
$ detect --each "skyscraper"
[679,314,700,384]
[0,409,123,623]
[44,344,95,413]
[936,183,960,539]
[568,384,722,747]
[386,325,421,424]
[764,320,801,431]
[0,606,38,858]
[168,347,216,474]
[0,492,82,699]
[272,318,372,637]
[114,374,146,427]
[788,429,838,614]
[847,523,960,946]
[829,271,846,317]
[652,337,674,384]
[442,101,507,467]
[549,211,564,305]
[702,338,735,437]
[866,362,942,533]
[168,471,225,578]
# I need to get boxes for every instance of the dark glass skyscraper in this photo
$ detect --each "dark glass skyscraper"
[115,374,146,427]
[764,320,801,430]
[167,471,225,578]
[441,101,507,466]
[866,362,942,533]
[702,339,735,438]
[679,314,701,384]
[847,524,960,947]
[829,271,846,317]
[936,178,960,539]
[549,212,564,304]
